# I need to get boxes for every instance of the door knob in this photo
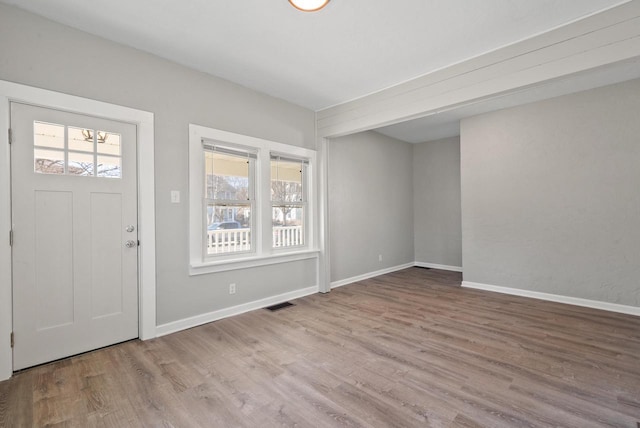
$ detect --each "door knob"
[125,240,137,248]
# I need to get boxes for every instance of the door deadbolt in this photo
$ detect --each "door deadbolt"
[126,225,135,232]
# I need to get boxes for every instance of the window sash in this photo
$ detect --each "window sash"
[203,142,256,258]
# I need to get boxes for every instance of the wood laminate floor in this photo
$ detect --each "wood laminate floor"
[1,268,639,427]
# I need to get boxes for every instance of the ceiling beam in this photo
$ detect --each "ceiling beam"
[317,1,640,138]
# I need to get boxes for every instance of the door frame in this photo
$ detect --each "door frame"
[0,80,156,381]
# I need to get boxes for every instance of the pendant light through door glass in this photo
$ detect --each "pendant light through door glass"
[289,0,330,12]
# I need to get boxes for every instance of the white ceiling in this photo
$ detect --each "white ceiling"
[0,0,628,111]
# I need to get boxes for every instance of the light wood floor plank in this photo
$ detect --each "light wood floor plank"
[1,267,639,427]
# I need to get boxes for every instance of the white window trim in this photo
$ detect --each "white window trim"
[189,124,318,275]
[0,80,156,381]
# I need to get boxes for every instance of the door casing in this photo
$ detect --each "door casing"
[0,79,156,381]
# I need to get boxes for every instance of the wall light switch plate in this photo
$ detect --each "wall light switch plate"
[171,191,180,204]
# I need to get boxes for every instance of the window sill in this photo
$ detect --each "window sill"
[189,249,320,276]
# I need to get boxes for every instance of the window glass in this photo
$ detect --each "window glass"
[271,159,303,202]
[272,206,304,248]
[271,157,306,248]
[205,151,250,200]
[97,156,121,178]
[206,204,251,255]
[34,122,64,149]
[34,148,65,175]
[68,151,94,176]
[204,149,253,256]
[96,131,121,156]
[68,127,95,152]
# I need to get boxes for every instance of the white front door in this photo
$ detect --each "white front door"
[10,102,139,370]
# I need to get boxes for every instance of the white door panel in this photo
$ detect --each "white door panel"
[34,190,74,330]
[11,102,139,370]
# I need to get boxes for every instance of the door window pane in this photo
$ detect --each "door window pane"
[34,122,64,149]
[68,152,94,176]
[96,131,121,156]
[68,127,95,152]
[97,156,121,178]
[34,148,65,175]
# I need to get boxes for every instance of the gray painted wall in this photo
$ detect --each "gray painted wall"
[329,131,414,282]
[0,4,317,325]
[461,79,640,307]
[413,137,462,268]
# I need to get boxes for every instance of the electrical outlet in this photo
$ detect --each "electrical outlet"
[170,190,180,203]
[229,283,236,294]
[378,254,383,262]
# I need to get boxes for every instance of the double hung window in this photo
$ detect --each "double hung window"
[189,125,317,274]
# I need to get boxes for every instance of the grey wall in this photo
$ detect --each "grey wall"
[0,4,317,325]
[413,137,462,268]
[461,79,640,306]
[329,131,414,282]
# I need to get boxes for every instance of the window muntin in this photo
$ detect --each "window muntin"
[203,145,255,256]
[271,155,307,249]
[33,121,122,178]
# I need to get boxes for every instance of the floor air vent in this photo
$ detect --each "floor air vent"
[265,302,295,311]
[416,266,431,270]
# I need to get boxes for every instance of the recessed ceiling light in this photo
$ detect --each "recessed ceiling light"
[289,0,330,12]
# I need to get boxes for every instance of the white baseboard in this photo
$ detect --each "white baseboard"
[414,262,463,272]
[330,263,414,289]
[156,285,319,337]
[461,281,640,317]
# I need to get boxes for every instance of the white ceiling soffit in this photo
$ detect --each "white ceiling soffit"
[0,0,629,111]
[376,58,640,143]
